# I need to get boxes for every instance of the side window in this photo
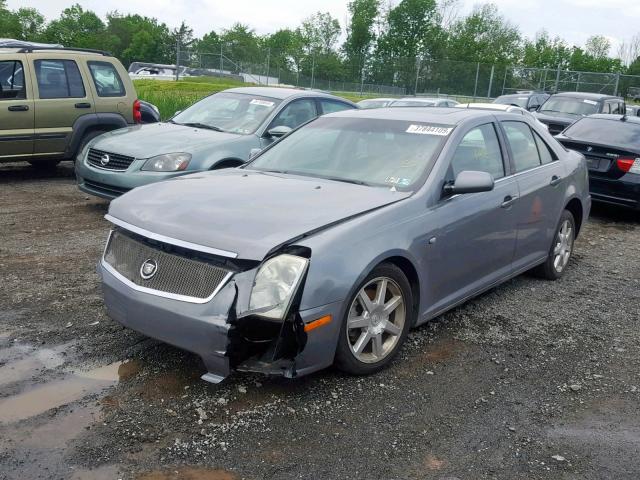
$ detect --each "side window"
[609,101,620,114]
[0,60,25,100]
[87,61,126,97]
[34,60,85,99]
[502,121,541,172]
[270,99,317,130]
[320,99,352,114]
[533,131,556,164]
[601,102,611,114]
[449,123,505,180]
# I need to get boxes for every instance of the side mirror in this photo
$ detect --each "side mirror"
[443,170,494,196]
[267,125,292,138]
[249,148,262,159]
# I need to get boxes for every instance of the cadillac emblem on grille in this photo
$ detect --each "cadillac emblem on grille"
[100,153,110,166]
[140,258,158,279]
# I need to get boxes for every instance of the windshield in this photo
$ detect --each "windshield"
[539,96,599,116]
[246,117,451,189]
[172,92,281,134]
[391,100,436,107]
[495,96,528,108]
[564,118,640,148]
[359,100,391,109]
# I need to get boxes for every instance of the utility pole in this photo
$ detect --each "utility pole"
[360,62,365,97]
[487,65,495,98]
[555,63,561,93]
[311,55,315,89]
[265,48,270,86]
[414,57,421,95]
[473,62,480,99]
[175,38,180,81]
[219,42,223,73]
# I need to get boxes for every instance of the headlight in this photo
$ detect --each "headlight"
[141,152,191,172]
[249,254,309,320]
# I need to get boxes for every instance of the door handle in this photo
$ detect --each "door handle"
[8,105,29,111]
[501,195,518,208]
[74,102,91,109]
[550,175,561,187]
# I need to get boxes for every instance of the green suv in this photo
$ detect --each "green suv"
[0,44,141,168]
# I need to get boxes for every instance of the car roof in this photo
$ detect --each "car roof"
[224,86,347,101]
[458,102,515,111]
[358,98,396,102]
[552,91,621,100]
[496,93,543,98]
[325,106,500,125]
[586,113,640,125]
[395,97,444,102]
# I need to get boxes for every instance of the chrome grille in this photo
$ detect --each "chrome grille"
[104,230,231,301]
[87,148,135,171]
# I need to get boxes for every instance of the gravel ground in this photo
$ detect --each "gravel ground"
[0,162,639,480]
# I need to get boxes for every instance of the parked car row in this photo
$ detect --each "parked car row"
[358,97,459,109]
[3,45,637,385]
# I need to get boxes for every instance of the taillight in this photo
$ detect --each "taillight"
[616,157,640,174]
[133,99,142,124]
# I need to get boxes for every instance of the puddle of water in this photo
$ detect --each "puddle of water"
[0,359,141,424]
[137,468,238,480]
[0,345,66,386]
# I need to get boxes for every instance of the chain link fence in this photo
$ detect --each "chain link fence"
[167,43,640,100]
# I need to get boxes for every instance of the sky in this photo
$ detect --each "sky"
[11,0,640,55]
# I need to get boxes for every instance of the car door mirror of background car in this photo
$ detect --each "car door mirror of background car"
[443,170,495,196]
[267,125,292,138]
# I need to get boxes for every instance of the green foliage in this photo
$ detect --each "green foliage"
[105,13,174,66]
[42,4,107,49]
[343,0,380,76]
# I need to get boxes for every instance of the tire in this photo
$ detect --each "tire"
[334,263,413,375]
[74,129,106,159]
[533,209,576,280]
[28,159,61,169]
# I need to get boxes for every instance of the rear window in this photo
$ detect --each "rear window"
[563,118,640,149]
[88,61,126,97]
[0,60,25,100]
[35,59,85,99]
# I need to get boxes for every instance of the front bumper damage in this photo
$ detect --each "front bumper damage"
[99,258,343,383]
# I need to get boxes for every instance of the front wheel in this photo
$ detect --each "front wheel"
[334,263,413,375]
[533,209,575,280]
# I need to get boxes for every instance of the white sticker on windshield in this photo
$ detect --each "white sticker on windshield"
[583,99,597,105]
[406,124,452,136]
[250,99,275,107]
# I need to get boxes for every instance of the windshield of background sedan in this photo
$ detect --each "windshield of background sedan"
[539,97,599,116]
[494,96,528,108]
[564,118,640,148]
[171,92,281,134]
[247,117,452,188]
[392,100,436,107]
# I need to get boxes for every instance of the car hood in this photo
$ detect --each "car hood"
[92,122,244,158]
[107,169,411,260]
[534,111,579,125]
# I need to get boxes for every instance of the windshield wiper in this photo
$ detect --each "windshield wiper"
[176,122,226,132]
[322,176,371,186]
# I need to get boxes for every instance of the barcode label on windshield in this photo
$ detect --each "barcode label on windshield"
[406,124,452,136]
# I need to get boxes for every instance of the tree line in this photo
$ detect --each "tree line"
[2,0,640,89]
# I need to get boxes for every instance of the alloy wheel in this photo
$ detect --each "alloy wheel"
[553,219,573,273]
[346,276,406,364]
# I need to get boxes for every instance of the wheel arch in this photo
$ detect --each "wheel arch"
[66,113,128,158]
[565,197,584,237]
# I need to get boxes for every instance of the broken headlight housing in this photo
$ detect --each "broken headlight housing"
[249,254,309,320]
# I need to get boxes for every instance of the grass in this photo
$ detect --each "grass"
[133,77,391,119]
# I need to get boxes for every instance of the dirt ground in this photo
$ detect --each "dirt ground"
[0,161,639,480]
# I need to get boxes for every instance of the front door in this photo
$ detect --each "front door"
[260,98,318,148]
[0,56,34,159]
[30,55,95,156]
[426,122,519,316]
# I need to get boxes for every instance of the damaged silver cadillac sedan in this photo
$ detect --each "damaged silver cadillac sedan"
[99,107,590,383]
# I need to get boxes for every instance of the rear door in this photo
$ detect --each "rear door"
[30,55,95,156]
[501,120,567,270]
[0,55,34,159]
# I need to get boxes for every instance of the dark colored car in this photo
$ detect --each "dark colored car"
[556,114,640,210]
[139,100,160,123]
[625,104,640,117]
[98,107,590,383]
[494,92,549,111]
[535,92,625,135]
